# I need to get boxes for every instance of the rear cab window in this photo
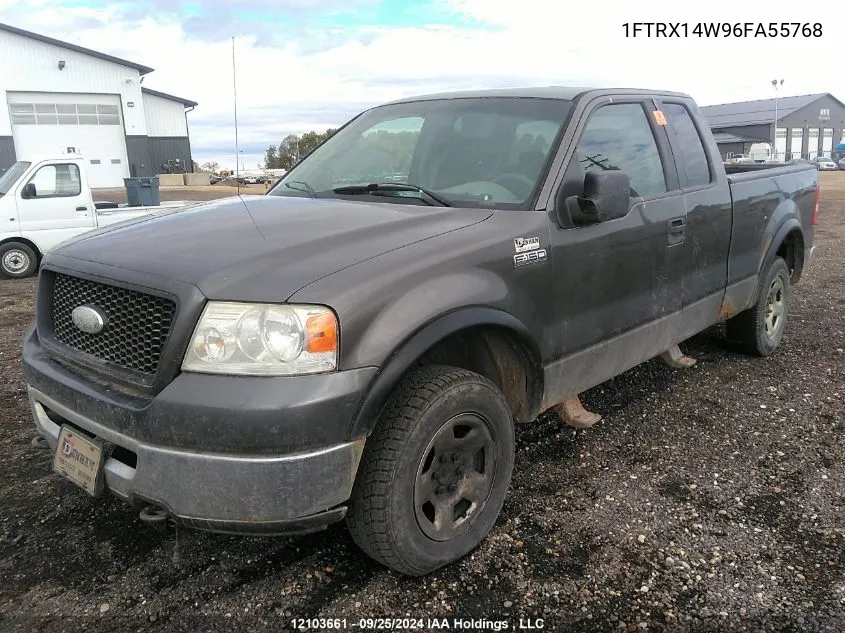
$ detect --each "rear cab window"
[661,103,713,187]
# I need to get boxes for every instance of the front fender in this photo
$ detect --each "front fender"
[347,306,541,440]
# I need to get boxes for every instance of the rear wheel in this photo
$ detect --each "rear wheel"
[725,256,791,357]
[346,365,514,576]
[0,242,38,279]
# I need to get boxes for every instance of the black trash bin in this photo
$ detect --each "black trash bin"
[123,176,160,207]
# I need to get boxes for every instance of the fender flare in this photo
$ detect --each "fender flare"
[755,217,804,301]
[347,307,542,440]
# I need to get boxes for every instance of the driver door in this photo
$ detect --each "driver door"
[545,99,687,396]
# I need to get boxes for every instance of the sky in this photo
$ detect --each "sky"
[1,0,839,170]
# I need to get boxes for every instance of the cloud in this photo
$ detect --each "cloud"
[1,0,839,168]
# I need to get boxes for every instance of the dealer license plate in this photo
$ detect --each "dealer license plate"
[53,426,105,496]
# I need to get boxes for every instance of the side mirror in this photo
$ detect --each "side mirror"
[574,171,631,224]
[21,183,37,199]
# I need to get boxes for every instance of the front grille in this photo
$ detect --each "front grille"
[50,273,177,375]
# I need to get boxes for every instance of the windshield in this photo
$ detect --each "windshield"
[269,97,571,208]
[0,161,31,196]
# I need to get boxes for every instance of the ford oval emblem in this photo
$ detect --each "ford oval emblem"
[71,305,107,335]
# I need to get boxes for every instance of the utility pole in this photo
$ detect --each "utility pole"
[771,79,784,159]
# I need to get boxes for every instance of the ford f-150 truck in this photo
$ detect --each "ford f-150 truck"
[23,87,819,576]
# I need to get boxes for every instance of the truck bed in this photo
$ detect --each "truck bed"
[725,161,817,292]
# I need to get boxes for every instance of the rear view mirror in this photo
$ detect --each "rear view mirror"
[574,171,631,224]
[21,183,37,199]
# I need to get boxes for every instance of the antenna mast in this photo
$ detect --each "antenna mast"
[233,36,240,195]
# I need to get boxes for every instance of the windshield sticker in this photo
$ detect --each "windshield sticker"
[653,110,667,126]
[514,237,540,253]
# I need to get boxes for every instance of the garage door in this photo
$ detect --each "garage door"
[7,93,129,188]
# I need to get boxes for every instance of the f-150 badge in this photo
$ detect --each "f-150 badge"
[514,249,547,268]
[514,236,540,253]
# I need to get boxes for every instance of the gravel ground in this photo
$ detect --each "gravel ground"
[1,174,843,633]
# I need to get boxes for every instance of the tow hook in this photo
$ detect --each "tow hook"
[31,435,50,451]
[139,505,171,526]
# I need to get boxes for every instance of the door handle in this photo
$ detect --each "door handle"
[667,216,686,246]
[76,206,88,211]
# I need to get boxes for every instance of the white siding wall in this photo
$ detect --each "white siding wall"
[0,29,148,136]
[142,92,187,136]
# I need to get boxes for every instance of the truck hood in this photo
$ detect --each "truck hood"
[52,195,493,301]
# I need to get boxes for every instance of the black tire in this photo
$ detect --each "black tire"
[346,364,515,576]
[725,256,791,357]
[0,242,38,279]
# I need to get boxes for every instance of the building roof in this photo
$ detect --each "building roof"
[0,22,155,75]
[700,93,841,128]
[711,131,760,144]
[142,87,198,108]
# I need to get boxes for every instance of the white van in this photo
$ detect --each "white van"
[0,156,194,279]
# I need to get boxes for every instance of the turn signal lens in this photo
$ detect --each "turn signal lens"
[306,312,338,353]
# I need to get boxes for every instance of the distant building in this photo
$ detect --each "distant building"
[0,23,197,187]
[701,93,845,161]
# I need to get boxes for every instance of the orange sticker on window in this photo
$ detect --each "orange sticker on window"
[653,110,667,126]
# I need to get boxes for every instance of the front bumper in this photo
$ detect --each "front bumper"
[23,327,376,534]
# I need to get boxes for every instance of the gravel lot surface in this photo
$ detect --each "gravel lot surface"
[1,174,843,632]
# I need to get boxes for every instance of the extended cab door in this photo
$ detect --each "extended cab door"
[15,161,96,252]
[543,98,687,398]
[655,99,733,340]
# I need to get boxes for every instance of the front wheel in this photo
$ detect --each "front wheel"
[725,256,791,357]
[0,242,38,279]
[346,365,514,576]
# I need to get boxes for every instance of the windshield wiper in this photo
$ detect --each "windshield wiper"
[331,182,451,207]
[284,180,316,198]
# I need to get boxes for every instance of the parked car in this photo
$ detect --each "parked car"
[0,156,195,278]
[24,86,819,576]
[838,157,845,170]
[811,157,839,171]
[724,154,755,164]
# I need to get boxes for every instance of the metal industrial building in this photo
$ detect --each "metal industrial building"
[701,93,845,161]
[0,23,197,188]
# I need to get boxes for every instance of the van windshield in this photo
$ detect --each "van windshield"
[0,162,32,196]
[268,97,571,209]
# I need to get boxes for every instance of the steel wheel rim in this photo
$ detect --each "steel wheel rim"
[2,250,29,274]
[764,276,786,340]
[414,413,498,542]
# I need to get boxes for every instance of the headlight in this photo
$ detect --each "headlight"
[182,302,338,376]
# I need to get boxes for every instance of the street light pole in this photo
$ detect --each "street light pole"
[771,79,784,159]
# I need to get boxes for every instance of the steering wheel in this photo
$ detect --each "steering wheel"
[490,172,536,199]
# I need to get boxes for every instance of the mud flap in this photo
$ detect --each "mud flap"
[659,344,696,369]
[553,395,602,429]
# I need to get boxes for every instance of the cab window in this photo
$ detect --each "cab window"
[575,103,667,198]
[25,163,81,198]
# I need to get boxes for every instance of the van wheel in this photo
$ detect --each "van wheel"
[725,256,791,357]
[0,242,38,279]
[346,365,514,576]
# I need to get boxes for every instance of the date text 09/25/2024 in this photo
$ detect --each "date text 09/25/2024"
[623,22,822,38]
[290,618,546,630]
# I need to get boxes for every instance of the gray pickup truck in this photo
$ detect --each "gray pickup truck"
[23,87,819,576]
